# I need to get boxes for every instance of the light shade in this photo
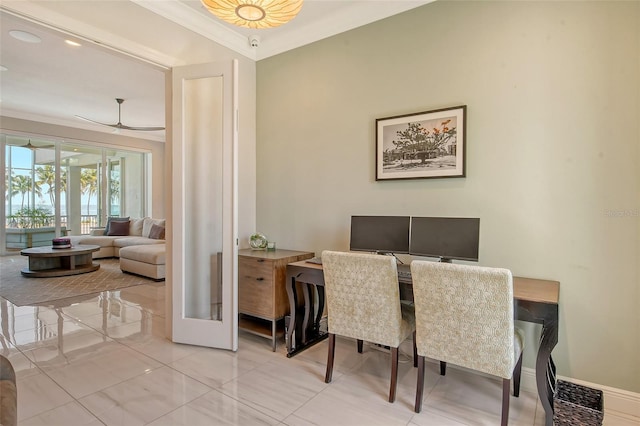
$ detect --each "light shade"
[201,0,303,29]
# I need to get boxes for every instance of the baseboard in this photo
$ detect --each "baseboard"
[521,367,640,423]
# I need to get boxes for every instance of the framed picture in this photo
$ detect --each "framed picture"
[376,105,466,181]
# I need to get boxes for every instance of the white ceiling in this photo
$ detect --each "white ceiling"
[0,1,432,142]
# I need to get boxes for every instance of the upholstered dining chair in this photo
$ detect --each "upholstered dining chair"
[321,250,416,403]
[410,261,524,425]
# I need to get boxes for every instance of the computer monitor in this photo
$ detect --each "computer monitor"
[349,216,410,254]
[409,217,480,262]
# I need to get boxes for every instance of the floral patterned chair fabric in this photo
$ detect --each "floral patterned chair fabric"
[410,261,524,424]
[321,250,416,403]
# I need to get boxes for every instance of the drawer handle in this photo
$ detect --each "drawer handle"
[257,259,265,263]
[256,277,264,281]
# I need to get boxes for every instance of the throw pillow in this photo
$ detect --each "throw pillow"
[143,218,166,238]
[104,216,129,235]
[129,217,145,236]
[107,220,130,236]
[148,224,165,240]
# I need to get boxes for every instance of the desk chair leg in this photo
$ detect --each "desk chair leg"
[413,331,418,367]
[501,378,511,426]
[440,361,447,376]
[513,352,523,397]
[415,355,425,412]
[325,333,336,383]
[389,347,399,403]
[357,339,363,353]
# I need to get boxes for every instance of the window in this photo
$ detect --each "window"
[2,135,148,250]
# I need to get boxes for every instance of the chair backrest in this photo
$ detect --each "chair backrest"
[321,250,403,347]
[410,261,516,379]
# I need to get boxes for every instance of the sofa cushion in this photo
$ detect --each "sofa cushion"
[142,218,166,238]
[119,244,166,265]
[107,220,130,236]
[113,237,165,248]
[129,218,145,236]
[69,235,119,247]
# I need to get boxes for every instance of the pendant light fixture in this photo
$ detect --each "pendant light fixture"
[200,0,303,29]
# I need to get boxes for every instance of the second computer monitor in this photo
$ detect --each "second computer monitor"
[350,215,411,254]
[409,217,480,262]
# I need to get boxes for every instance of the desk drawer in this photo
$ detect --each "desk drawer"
[239,257,274,318]
[239,256,273,278]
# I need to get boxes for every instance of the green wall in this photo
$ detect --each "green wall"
[256,1,639,392]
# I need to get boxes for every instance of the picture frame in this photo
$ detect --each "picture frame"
[375,105,466,181]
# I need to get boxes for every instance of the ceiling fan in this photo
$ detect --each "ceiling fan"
[75,98,165,131]
[22,139,54,150]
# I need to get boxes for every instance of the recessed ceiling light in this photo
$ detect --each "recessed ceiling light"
[65,39,81,47]
[9,30,42,43]
[0,65,7,72]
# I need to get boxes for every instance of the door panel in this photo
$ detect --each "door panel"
[171,60,238,350]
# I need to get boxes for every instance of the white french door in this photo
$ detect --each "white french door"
[170,60,238,350]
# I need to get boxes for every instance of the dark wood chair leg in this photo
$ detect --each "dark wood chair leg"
[413,331,417,367]
[501,378,510,426]
[325,333,336,383]
[440,361,447,376]
[513,352,523,397]
[415,355,425,413]
[389,347,399,403]
[357,339,363,353]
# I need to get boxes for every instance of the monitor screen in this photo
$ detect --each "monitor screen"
[349,216,410,254]
[409,217,480,262]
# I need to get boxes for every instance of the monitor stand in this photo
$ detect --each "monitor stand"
[439,257,453,263]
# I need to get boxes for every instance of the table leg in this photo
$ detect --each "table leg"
[301,283,313,343]
[271,320,277,352]
[285,276,298,354]
[315,285,325,334]
[537,319,559,426]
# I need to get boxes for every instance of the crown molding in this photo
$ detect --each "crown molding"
[131,0,257,61]
[130,1,435,61]
[255,1,436,60]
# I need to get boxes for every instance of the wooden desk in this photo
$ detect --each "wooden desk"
[285,261,560,426]
[238,249,314,351]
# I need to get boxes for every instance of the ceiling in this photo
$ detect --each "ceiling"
[0,1,432,143]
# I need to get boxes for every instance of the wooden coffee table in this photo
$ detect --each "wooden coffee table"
[20,245,101,277]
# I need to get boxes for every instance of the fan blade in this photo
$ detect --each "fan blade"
[117,124,165,131]
[23,142,55,150]
[74,115,119,128]
[75,98,165,132]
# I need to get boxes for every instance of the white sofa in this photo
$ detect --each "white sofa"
[69,217,165,258]
[69,217,166,280]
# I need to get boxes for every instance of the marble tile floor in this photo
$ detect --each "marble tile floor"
[0,282,624,426]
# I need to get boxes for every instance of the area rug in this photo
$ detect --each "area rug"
[0,256,155,306]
